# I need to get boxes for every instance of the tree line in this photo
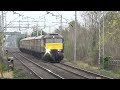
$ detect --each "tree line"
[54,11,120,66]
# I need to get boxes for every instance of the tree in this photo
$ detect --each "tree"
[17,37,24,48]
[31,30,47,37]
[17,33,26,48]
[100,11,120,59]
[53,11,120,66]
[0,33,2,46]
[0,32,3,57]
[0,32,4,78]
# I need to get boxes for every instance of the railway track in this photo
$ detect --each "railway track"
[57,63,113,79]
[19,52,110,79]
[19,53,89,79]
[9,49,113,79]
[12,53,64,79]
[51,63,90,79]
[13,54,43,79]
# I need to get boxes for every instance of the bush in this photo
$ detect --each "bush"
[103,56,112,70]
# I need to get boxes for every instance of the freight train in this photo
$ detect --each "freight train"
[19,33,64,63]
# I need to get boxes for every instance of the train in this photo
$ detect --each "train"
[19,33,64,63]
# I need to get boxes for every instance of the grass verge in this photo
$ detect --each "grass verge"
[64,60,120,79]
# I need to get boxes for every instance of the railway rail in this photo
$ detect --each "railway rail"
[13,54,43,79]
[51,64,90,79]
[19,52,113,79]
[12,52,64,79]
[19,53,89,79]
[58,63,113,79]
[9,48,113,79]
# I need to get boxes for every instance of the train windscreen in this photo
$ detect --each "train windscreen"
[46,38,62,43]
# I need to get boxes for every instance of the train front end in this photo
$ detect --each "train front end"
[44,34,64,63]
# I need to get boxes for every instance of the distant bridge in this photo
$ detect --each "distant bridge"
[4,32,23,48]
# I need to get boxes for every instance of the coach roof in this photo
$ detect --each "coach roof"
[34,35,44,39]
[21,37,36,41]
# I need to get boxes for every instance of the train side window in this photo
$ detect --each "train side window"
[35,39,37,50]
[38,39,41,51]
[41,39,44,47]
[39,39,41,50]
[38,39,41,46]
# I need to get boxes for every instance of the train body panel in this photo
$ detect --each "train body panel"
[45,43,63,50]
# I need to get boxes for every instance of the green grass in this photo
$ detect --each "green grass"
[13,69,25,79]
[0,54,30,79]
[0,59,14,79]
[13,69,32,79]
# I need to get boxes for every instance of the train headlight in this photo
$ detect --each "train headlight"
[58,49,61,51]
[43,49,51,57]
[46,49,51,54]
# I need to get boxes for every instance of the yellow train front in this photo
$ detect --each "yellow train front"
[43,34,64,63]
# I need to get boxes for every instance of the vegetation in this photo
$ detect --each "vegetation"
[0,33,2,46]
[0,32,2,57]
[13,69,28,79]
[54,11,120,75]
[17,34,26,48]
[31,30,47,37]
[0,62,4,78]
[0,57,14,79]
[31,25,47,36]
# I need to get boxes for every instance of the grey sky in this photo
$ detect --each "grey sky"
[5,11,84,34]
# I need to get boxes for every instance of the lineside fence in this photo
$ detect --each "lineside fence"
[100,56,120,70]
[108,60,120,70]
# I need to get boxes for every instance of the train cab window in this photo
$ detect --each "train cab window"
[54,38,62,43]
[46,39,54,43]
[46,38,63,43]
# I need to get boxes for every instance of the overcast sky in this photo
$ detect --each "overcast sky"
[5,11,84,34]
